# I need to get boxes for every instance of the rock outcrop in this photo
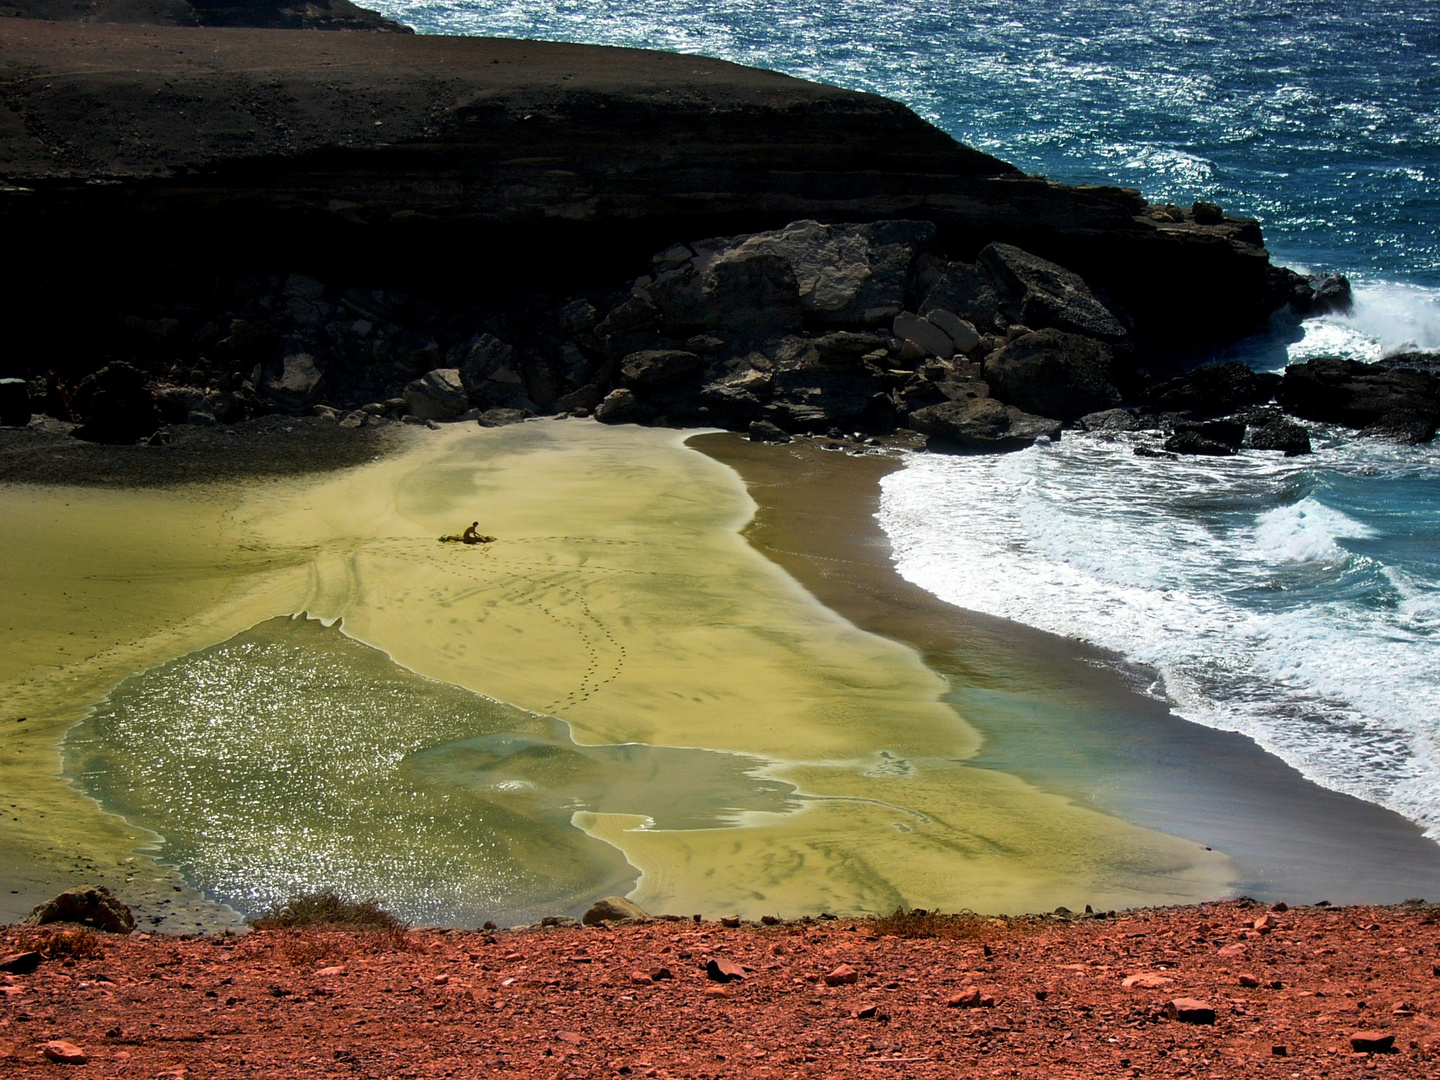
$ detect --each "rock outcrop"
[24,885,136,933]
[1279,356,1440,444]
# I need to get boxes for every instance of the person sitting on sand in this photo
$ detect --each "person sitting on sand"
[439,522,496,544]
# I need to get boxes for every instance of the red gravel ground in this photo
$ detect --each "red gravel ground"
[3,900,1439,1078]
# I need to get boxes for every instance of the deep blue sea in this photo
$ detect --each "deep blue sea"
[373,1,1440,837]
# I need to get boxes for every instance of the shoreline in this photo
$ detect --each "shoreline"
[691,431,1440,905]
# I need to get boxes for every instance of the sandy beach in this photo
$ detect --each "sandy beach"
[2,418,1246,930]
[693,433,1440,906]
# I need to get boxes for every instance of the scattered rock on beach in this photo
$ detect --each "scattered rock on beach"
[25,885,135,934]
[581,897,648,925]
[748,419,792,443]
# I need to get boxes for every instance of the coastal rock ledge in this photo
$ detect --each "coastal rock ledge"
[0,19,1365,450]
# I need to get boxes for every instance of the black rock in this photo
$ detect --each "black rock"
[1279,356,1439,444]
[910,395,1062,453]
[1191,201,1225,225]
[1077,408,1149,433]
[983,329,1120,421]
[920,260,1007,334]
[1144,361,1279,416]
[1163,428,1238,456]
[593,388,655,425]
[1248,416,1312,455]
[69,362,161,444]
[619,350,704,391]
[977,243,1129,341]
[748,420,793,444]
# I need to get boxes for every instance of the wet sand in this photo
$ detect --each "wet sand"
[692,432,1440,905]
[2,419,1231,927]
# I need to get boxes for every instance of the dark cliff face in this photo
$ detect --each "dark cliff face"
[0,0,411,32]
[0,21,1292,371]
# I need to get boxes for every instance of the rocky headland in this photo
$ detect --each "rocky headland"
[3,16,1431,455]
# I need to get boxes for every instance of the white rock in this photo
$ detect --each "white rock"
[926,309,981,353]
[892,312,954,359]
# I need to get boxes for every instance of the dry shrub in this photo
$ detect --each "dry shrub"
[870,908,997,941]
[17,926,104,960]
[249,890,406,932]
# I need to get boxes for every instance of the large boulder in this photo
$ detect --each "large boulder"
[619,349,704,391]
[984,329,1119,420]
[69,362,161,443]
[910,395,1061,453]
[1144,361,1280,416]
[458,333,517,396]
[262,352,324,409]
[1164,419,1244,456]
[920,260,1007,333]
[768,368,887,430]
[648,250,802,334]
[594,388,655,424]
[581,896,649,925]
[24,885,134,934]
[403,368,468,420]
[1247,415,1312,455]
[1279,356,1440,443]
[647,219,936,332]
[976,243,1129,341]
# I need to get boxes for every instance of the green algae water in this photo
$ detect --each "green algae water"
[64,614,800,925]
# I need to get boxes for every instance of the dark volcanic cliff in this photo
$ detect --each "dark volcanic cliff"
[1,21,1296,358]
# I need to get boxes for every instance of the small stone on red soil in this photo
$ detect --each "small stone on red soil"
[1218,943,1246,958]
[946,986,982,1008]
[629,972,653,986]
[1238,973,1260,988]
[649,966,673,981]
[1349,1031,1394,1054]
[1272,1044,1288,1057]
[0,951,41,975]
[1122,972,1173,989]
[706,958,745,982]
[41,1040,87,1064]
[823,964,858,987]
[1164,998,1216,1024]
[721,917,741,928]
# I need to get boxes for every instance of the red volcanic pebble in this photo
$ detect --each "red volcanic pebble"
[1,900,1439,1077]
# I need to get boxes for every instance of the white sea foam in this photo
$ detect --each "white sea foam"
[878,435,1440,837]
[1288,281,1440,362]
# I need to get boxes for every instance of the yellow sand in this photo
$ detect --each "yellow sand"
[0,421,1231,922]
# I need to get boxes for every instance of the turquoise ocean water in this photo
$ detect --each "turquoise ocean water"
[371,1,1440,839]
